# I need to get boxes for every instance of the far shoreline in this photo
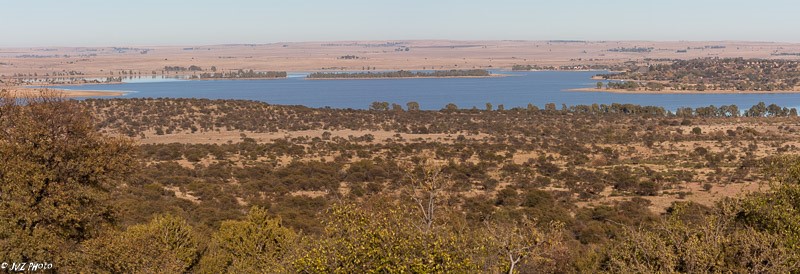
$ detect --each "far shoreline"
[568,87,800,94]
[305,74,507,80]
[4,87,126,98]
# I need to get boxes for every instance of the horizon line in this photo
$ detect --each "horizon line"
[1,39,798,48]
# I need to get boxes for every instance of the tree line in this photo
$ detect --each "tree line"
[512,64,626,71]
[307,69,490,79]
[191,70,287,79]
[164,65,204,72]
[370,100,797,118]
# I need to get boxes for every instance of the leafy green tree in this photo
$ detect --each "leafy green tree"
[293,204,477,273]
[745,102,767,117]
[406,101,420,111]
[79,215,200,273]
[676,107,694,117]
[604,204,797,273]
[370,101,389,111]
[740,155,800,252]
[197,207,297,273]
[767,103,784,116]
[719,105,739,117]
[0,94,134,267]
[444,103,458,111]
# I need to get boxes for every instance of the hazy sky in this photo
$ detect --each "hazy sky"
[2,0,797,46]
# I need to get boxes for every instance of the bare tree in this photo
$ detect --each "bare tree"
[484,217,564,274]
[402,159,453,232]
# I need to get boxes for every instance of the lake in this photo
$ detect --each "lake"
[53,71,800,111]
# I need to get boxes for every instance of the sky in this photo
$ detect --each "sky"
[1,0,797,47]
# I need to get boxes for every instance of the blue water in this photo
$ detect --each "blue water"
[53,71,800,111]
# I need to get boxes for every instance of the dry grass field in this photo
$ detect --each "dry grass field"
[2,40,799,78]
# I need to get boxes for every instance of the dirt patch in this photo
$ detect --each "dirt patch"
[165,186,201,204]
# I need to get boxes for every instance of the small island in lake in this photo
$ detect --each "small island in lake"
[306,69,491,79]
[190,69,287,79]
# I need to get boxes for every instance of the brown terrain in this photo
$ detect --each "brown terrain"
[5,41,800,213]
[569,87,800,94]
[3,88,125,98]
[2,40,800,77]
[7,40,800,272]
[84,98,799,215]
[3,40,800,96]
[140,126,775,214]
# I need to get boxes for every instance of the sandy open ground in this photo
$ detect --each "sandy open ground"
[2,88,125,98]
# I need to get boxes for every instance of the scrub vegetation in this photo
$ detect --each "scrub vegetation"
[4,93,800,272]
